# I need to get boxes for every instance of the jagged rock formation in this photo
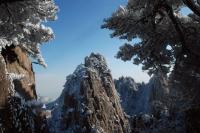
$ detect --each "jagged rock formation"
[0,46,47,133]
[148,75,169,118]
[0,55,11,109]
[115,76,186,133]
[48,53,130,133]
[115,75,169,117]
[114,77,148,115]
[2,45,37,100]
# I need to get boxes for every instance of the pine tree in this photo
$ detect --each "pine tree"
[0,1,58,132]
[0,0,58,67]
[102,0,200,103]
[102,0,200,131]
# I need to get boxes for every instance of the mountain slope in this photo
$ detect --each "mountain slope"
[115,75,169,117]
[48,53,130,133]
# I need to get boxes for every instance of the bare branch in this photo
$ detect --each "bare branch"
[182,0,200,17]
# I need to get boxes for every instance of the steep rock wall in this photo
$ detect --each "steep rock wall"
[49,53,130,133]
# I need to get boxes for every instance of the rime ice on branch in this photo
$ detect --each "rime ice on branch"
[102,0,200,75]
[0,0,58,67]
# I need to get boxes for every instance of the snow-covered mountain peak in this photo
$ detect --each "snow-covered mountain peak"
[48,53,130,133]
[85,53,110,74]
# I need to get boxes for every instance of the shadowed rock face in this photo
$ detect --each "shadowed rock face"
[114,77,148,115]
[0,46,45,133]
[49,53,130,133]
[0,55,11,109]
[115,75,169,117]
[115,76,187,133]
[2,45,37,100]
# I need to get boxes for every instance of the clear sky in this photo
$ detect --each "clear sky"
[34,0,151,99]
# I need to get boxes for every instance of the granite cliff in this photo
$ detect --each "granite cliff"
[0,46,47,133]
[48,53,130,133]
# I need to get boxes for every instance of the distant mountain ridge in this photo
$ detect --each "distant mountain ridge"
[115,75,169,117]
[0,50,186,133]
[48,53,172,133]
[114,77,149,115]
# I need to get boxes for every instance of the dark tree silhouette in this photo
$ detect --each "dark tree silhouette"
[102,0,200,131]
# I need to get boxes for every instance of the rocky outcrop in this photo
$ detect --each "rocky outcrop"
[0,55,11,109]
[115,75,169,117]
[114,77,148,115]
[115,76,186,132]
[49,53,130,133]
[2,45,37,100]
[0,45,46,133]
[148,75,169,118]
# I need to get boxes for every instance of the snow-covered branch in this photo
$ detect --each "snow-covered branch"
[0,0,58,67]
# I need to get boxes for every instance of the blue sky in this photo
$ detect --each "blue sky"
[34,0,152,99]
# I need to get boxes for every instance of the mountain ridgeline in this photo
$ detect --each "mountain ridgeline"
[114,75,169,117]
[48,53,130,133]
[114,74,186,133]
[0,51,192,133]
[47,53,180,133]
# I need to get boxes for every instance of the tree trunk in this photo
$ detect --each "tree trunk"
[170,53,200,132]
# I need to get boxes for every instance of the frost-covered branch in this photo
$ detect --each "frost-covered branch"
[102,0,200,75]
[0,0,58,67]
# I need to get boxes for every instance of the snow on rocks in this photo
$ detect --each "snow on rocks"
[48,53,130,133]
